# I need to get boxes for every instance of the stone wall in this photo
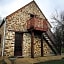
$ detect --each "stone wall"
[6,2,45,31]
[34,35,41,57]
[22,32,52,57]
[4,1,52,57]
[34,35,52,57]
[23,33,31,57]
[4,31,15,56]
[43,40,52,56]
[0,24,4,43]
[0,24,4,56]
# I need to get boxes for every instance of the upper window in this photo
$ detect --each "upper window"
[30,14,34,18]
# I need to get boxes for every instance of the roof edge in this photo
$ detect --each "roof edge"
[6,0,34,19]
[33,1,52,28]
[0,18,5,28]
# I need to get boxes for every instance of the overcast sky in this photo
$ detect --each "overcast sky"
[0,0,64,23]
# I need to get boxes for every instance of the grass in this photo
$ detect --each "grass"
[61,48,64,53]
[34,59,64,64]
[0,55,64,64]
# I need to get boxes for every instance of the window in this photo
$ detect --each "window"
[30,14,34,18]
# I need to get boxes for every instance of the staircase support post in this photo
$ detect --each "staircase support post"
[31,31,34,58]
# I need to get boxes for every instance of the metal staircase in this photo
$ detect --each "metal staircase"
[43,29,61,55]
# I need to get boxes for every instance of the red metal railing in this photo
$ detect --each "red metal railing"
[27,17,48,31]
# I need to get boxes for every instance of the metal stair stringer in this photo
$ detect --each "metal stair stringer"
[46,29,61,55]
[43,31,60,55]
[43,33,57,55]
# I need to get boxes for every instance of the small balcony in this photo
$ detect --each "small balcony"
[27,17,48,32]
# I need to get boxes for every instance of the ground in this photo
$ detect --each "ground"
[35,59,64,64]
[0,55,64,64]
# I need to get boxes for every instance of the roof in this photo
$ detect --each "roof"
[0,0,52,28]
[0,19,5,28]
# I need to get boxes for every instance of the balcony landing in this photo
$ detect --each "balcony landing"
[27,17,48,32]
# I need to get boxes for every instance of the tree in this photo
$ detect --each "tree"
[51,10,64,48]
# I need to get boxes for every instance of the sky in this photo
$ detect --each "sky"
[0,0,64,25]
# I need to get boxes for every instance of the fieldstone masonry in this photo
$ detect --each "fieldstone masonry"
[0,1,52,57]
[43,40,52,56]
[4,31,15,56]
[23,33,31,57]
[34,35,41,57]
[0,24,4,56]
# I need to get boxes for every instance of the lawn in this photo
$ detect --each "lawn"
[34,59,64,64]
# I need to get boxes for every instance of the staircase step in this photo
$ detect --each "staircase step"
[44,35,47,37]
[43,33,45,34]
[43,33,51,43]
[46,38,49,40]
[48,40,51,43]
[43,32,58,55]
[45,37,48,39]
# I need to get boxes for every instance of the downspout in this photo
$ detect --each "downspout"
[2,18,6,56]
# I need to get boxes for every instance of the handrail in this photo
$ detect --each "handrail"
[46,29,56,44]
[27,17,48,31]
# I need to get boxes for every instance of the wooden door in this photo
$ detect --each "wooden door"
[14,32,23,56]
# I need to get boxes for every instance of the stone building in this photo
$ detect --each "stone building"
[0,1,60,58]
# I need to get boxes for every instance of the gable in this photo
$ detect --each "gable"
[6,1,45,19]
[6,1,51,31]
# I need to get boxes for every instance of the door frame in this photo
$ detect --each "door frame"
[14,32,23,56]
